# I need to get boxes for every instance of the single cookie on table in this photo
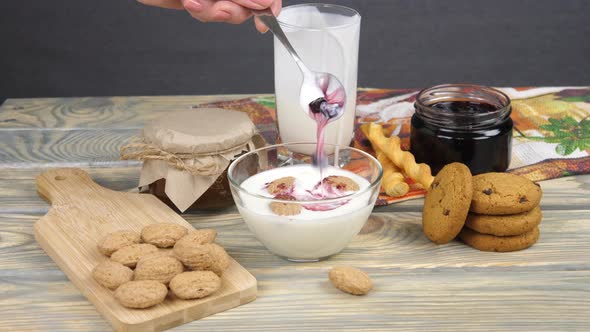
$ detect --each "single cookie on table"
[141,223,188,248]
[110,243,159,268]
[114,280,168,309]
[173,242,230,276]
[92,261,133,290]
[328,266,373,296]
[97,230,140,257]
[174,229,217,250]
[134,255,184,285]
[422,162,473,244]
[465,206,542,236]
[470,172,542,215]
[169,271,221,300]
[459,226,540,252]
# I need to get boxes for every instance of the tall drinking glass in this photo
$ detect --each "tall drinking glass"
[274,4,361,150]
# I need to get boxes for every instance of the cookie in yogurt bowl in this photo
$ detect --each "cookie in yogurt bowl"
[228,143,382,262]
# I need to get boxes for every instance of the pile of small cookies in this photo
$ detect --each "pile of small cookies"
[93,223,229,309]
[422,163,543,252]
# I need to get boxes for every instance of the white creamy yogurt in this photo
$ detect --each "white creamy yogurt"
[237,164,376,260]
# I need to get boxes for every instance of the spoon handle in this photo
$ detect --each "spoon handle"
[254,10,313,76]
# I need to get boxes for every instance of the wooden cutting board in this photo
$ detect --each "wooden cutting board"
[34,168,257,332]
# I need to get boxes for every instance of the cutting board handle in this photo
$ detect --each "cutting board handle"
[37,168,104,205]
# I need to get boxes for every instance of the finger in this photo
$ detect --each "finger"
[270,0,281,16]
[182,0,215,22]
[212,1,252,24]
[137,0,184,9]
[254,16,268,33]
[230,0,274,10]
[254,0,281,33]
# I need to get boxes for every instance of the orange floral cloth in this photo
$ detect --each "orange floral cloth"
[201,87,590,205]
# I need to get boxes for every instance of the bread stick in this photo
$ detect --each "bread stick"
[376,150,410,197]
[360,123,410,197]
[366,123,434,188]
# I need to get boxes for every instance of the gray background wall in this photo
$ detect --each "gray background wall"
[1,0,589,103]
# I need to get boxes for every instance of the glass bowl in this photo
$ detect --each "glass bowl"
[228,143,382,262]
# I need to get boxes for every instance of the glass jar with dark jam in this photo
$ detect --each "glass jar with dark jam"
[410,84,512,175]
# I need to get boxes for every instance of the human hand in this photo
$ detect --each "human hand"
[137,0,282,33]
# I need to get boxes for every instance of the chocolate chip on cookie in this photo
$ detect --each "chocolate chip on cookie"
[169,271,221,300]
[110,243,159,268]
[465,206,542,236]
[141,223,188,248]
[459,226,540,252]
[134,255,184,285]
[422,162,473,244]
[470,173,542,215]
[114,280,168,309]
[97,230,140,257]
[92,261,133,290]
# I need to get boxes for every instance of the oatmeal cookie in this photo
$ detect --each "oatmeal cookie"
[169,271,221,300]
[92,261,133,290]
[97,230,140,257]
[141,223,188,248]
[110,243,159,268]
[114,280,168,309]
[329,266,373,295]
[134,255,184,284]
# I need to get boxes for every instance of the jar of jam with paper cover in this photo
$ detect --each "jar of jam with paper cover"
[120,108,265,213]
[410,84,512,175]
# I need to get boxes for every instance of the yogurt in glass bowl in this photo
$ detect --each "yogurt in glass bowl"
[228,143,382,262]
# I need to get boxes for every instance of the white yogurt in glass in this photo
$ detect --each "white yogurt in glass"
[237,164,374,260]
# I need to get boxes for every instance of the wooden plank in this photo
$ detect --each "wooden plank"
[1,209,588,331]
[0,128,138,167]
[33,168,256,331]
[0,95,260,129]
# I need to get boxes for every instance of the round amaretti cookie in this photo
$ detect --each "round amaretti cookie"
[134,255,184,285]
[110,243,159,268]
[114,280,168,309]
[173,243,230,276]
[465,206,542,236]
[175,229,217,249]
[141,223,188,248]
[470,172,542,215]
[169,271,221,300]
[422,162,473,244]
[97,230,140,257]
[92,261,133,290]
[328,266,373,296]
[459,226,540,252]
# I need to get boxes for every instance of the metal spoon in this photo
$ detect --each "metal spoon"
[255,10,346,122]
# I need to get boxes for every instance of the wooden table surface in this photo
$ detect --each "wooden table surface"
[1,95,589,331]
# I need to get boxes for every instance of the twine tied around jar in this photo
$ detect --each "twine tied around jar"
[120,138,255,176]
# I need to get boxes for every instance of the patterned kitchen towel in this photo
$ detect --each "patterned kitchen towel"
[200,86,590,205]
